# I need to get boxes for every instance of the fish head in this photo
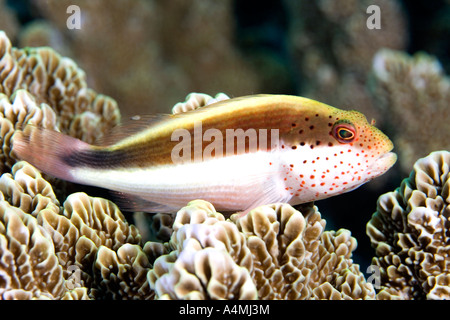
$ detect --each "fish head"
[281,102,397,203]
[334,110,397,182]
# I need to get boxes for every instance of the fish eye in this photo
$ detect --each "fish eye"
[332,121,356,143]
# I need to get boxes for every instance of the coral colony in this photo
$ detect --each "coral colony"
[0,0,449,300]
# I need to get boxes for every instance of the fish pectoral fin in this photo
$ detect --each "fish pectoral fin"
[238,183,291,218]
[110,191,179,213]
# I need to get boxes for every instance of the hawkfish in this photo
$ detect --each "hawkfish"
[12,94,397,214]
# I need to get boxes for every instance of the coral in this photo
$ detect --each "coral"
[367,151,450,299]
[25,0,263,118]
[148,200,376,300]
[0,200,66,299]
[0,30,120,148]
[284,0,407,122]
[172,92,230,114]
[0,90,59,174]
[0,161,153,300]
[369,49,450,174]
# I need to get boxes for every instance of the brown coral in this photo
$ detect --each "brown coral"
[0,161,154,300]
[171,92,230,114]
[0,200,66,299]
[284,0,407,122]
[369,49,450,174]
[0,30,120,152]
[367,151,450,299]
[0,90,59,173]
[149,200,376,300]
[0,163,383,300]
[232,202,375,300]
[26,0,263,118]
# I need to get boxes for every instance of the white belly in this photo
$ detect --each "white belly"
[70,151,289,211]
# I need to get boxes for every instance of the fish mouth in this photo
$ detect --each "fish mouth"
[367,151,397,177]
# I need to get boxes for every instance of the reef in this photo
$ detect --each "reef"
[367,150,450,300]
[0,30,120,171]
[0,162,150,299]
[0,30,380,300]
[0,0,449,298]
[283,0,407,125]
[369,49,450,174]
[2,151,448,299]
[15,0,265,118]
[149,200,375,300]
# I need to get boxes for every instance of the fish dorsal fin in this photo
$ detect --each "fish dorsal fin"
[95,114,174,146]
[94,93,269,146]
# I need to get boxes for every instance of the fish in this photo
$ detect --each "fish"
[11,94,397,214]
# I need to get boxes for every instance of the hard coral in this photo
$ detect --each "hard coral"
[367,151,450,299]
[0,162,153,300]
[27,0,262,117]
[172,92,230,114]
[149,200,376,300]
[0,90,58,173]
[0,30,120,149]
[284,0,406,121]
[370,49,450,174]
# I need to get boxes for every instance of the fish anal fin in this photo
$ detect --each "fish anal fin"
[110,191,178,213]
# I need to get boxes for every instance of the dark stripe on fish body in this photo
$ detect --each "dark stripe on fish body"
[63,95,345,169]
[62,149,131,168]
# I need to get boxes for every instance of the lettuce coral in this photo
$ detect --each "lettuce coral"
[0,161,153,300]
[0,30,120,150]
[24,0,264,118]
[149,200,376,300]
[370,49,450,174]
[284,0,406,122]
[367,151,450,299]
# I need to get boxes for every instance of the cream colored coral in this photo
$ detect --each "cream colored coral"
[233,203,374,300]
[94,244,153,299]
[0,160,59,216]
[62,192,142,251]
[149,200,375,300]
[0,30,120,148]
[172,92,230,114]
[0,90,59,173]
[149,200,256,300]
[367,151,450,299]
[0,201,66,299]
[0,161,153,300]
[370,49,450,174]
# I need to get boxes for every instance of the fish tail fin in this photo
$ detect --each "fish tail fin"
[11,126,92,183]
